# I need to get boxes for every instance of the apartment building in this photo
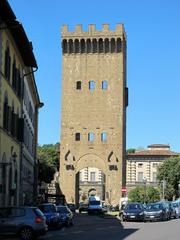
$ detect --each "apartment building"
[0,0,42,206]
[126,144,179,192]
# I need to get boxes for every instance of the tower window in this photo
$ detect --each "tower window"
[74,39,80,53]
[105,38,110,53]
[69,39,74,53]
[92,39,97,53]
[117,38,122,53]
[99,38,103,53]
[111,38,116,53]
[101,132,107,142]
[102,80,108,90]
[88,132,94,142]
[75,133,80,141]
[81,39,85,53]
[76,81,81,90]
[86,39,91,53]
[89,80,95,90]
[62,39,68,54]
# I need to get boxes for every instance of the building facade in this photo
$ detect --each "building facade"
[79,167,104,202]
[126,144,179,192]
[0,0,42,206]
[60,24,128,205]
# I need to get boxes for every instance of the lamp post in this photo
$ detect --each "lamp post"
[178,183,180,199]
[109,188,112,206]
[143,177,147,204]
[161,180,166,200]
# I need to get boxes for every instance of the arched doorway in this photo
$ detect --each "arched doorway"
[76,167,106,205]
[74,154,106,205]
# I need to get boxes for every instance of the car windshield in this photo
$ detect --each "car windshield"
[57,206,69,213]
[89,201,100,205]
[146,204,162,210]
[126,204,142,210]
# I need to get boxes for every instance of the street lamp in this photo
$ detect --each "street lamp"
[178,183,180,199]
[161,180,166,200]
[143,177,147,204]
[109,188,112,206]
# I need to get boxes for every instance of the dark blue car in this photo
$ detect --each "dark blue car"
[122,202,144,221]
[56,205,73,226]
[38,203,61,229]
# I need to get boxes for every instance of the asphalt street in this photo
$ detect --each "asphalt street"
[42,213,180,240]
[1,213,180,240]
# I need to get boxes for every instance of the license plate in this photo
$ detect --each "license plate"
[150,216,154,218]
[130,216,135,218]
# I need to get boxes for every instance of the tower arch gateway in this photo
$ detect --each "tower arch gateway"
[75,154,106,174]
[60,24,128,205]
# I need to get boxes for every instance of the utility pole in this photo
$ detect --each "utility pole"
[161,180,166,200]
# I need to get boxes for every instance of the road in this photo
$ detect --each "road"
[42,212,180,240]
[1,213,180,240]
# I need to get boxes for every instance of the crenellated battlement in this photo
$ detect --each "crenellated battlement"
[61,23,126,55]
[61,23,126,39]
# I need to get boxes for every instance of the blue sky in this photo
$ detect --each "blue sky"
[9,0,180,152]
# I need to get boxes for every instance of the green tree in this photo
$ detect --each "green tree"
[38,143,60,168]
[126,148,136,154]
[146,186,160,203]
[128,187,144,203]
[37,143,60,183]
[128,186,160,203]
[157,156,180,199]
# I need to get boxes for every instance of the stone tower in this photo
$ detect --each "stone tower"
[60,24,128,205]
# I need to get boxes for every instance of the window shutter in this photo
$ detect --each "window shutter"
[17,118,24,142]
[7,106,12,132]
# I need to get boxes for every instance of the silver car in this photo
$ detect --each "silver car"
[0,206,47,240]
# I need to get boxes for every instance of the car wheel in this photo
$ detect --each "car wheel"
[19,227,34,240]
[56,221,62,229]
[70,220,74,226]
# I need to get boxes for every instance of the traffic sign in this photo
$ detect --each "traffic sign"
[121,187,127,193]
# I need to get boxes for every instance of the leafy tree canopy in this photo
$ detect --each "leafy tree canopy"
[157,156,180,199]
[37,143,60,183]
[126,148,136,154]
[128,186,160,203]
[38,143,60,168]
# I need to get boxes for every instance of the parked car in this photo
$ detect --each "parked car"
[173,200,180,218]
[122,202,144,221]
[38,203,60,229]
[0,206,47,240]
[156,201,171,220]
[67,203,76,213]
[144,202,169,221]
[56,205,73,226]
[169,202,177,219]
[79,202,88,213]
